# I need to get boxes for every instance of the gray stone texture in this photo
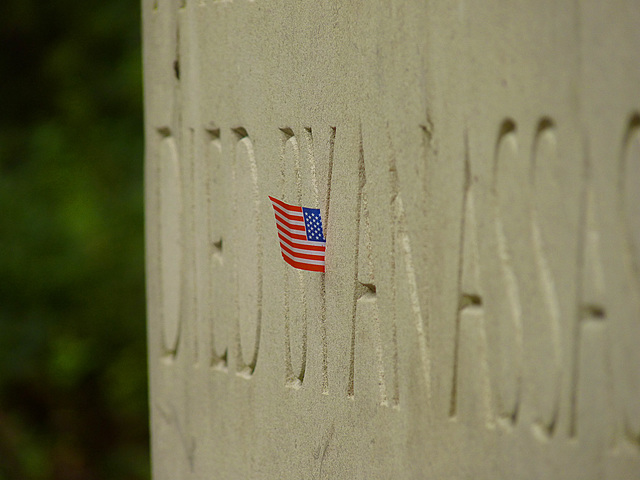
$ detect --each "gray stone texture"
[143,1,640,477]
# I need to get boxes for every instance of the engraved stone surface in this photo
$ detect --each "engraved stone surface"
[143,1,640,477]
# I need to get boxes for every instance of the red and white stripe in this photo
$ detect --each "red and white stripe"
[269,196,325,273]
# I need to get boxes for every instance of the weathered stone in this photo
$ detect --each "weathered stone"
[143,1,640,477]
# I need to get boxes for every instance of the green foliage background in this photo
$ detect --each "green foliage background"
[0,1,148,478]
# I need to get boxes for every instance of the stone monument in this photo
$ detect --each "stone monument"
[143,0,640,477]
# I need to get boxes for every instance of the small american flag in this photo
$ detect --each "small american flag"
[269,196,326,273]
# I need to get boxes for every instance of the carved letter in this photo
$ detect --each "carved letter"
[231,130,262,376]
[159,134,183,354]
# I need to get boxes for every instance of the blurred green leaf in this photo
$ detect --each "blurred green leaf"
[0,0,148,478]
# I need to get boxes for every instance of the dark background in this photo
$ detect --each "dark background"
[0,0,149,478]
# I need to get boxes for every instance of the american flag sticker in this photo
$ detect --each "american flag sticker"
[268,196,326,273]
